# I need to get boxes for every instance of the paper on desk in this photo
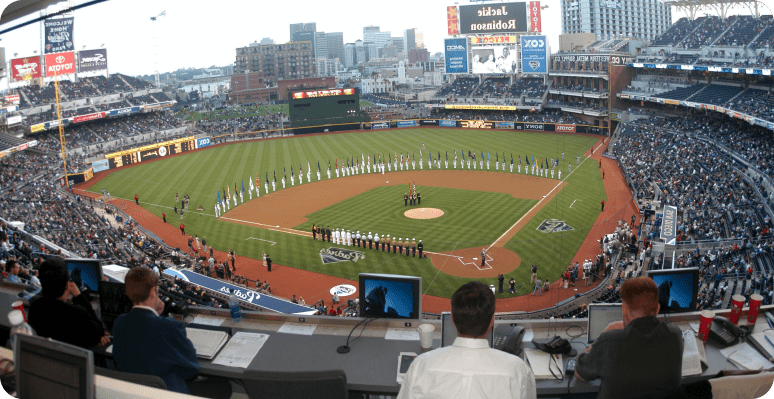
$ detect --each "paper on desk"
[193,315,226,326]
[524,348,563,379]
[687,322,700,333]
[105,344,112,354]
[681,330,706,376]
[384,328,420,341]
[212,332,269,368]
[278,322,317,335]
[522,329,534,343]
[720,342,774,371]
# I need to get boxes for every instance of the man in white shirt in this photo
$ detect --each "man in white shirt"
[397,281,536,399]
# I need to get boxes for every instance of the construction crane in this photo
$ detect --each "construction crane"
[150,10,166,85]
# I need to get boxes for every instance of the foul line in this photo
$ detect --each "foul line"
[487,142,601,251]
[569,199,581,208]
[245,237,277,245]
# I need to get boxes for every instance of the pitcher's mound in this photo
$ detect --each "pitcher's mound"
[404,208,444,219]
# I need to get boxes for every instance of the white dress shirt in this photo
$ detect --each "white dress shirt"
[397,337,536,399]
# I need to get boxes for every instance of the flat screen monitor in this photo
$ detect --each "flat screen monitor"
[15,334,94,399]
[646,267,700,314]
[587,303,623,344]
[359,273,421,320]
[441,312,493,347]
[65,258,103,293]
[98,281,133,333]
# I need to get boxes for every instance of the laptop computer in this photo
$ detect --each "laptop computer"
[587,303,623,344]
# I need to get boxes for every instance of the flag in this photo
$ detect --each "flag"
[412,152,415,162]
[256,175,259,187]
[495,152,498,162]
[328,160,331,170]
[462,150,465,161]
[217,190,221,204]
[481,150,484,161]
[227,185,230,199]
[518,154,520,164]
[291,165,294,175]
[532,155,535,166]
[446,151,448,160]
[454,150,458,159]
[269,172,271,183]
[242,180,245,192]
[437,151,440,161]
[318,161,321,172]
[429,151,432,161]
[408,182,411,194]
[488,150,490,162]
[300,164,303,174]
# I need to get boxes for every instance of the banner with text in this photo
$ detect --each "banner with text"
[660,205,678,245]
[10,56,42,81]
[45,51,76,76]
[44,17,74,54]
[521,35,548,74]
[444,38,469,74]
[458,2,527,34]
[529,1,542,32]
[78,49,108,72]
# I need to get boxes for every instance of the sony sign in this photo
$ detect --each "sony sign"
[458,2,528,34]
[525,123,544,130]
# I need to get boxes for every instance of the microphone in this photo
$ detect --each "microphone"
[337,317,375,354]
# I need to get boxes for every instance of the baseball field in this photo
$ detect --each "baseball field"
[85,128,606,300]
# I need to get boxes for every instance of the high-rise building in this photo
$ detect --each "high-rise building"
[292,30,316,54]
[363,25,380,35]
[364,31,391,50]
[235,41,314,86]
[344,43,356,68]
[409,48,428,63]
[364,42,379,61]
[314,32,329,60]
[390,36,405,53]
[415,33,424,49]
[327,32,344,61]
[290,22,316,40]
[404,28,416,51]
[561,0,671,41]
[355,40,367,64]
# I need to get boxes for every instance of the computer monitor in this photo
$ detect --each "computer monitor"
[14,334,94,399]
[587,303,623,344]
[646,267,700,314]
[359,273,422,320]
[65,258,103,293]
[98,280,134,333]
[440,311,494,347]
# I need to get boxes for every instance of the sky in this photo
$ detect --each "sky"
[1,0,774,81]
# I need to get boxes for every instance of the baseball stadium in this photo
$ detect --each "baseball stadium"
[3,0,774,397]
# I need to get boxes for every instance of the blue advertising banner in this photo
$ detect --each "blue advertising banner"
[495,121,515,129]
[92,159,109,173]
[163,269,316,314]
[196,137,212,148]
[445,38,469,74]
[521,35,547,74]
[397,120,417,128]
[371,122,389,130]
[109,107,140,117]
[660,205,678,245]
[439,120,457,127]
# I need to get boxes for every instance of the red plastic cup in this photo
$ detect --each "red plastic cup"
[748,294,764,324]
[12,300,26,323]
[730,295,745,325]
[698,310,714,342]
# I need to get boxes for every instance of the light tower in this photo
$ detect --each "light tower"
[150,10,166,86]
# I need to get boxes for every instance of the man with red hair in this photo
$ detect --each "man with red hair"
[575,277,683,399]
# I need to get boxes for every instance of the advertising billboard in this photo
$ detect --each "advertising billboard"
[45,52,76,76]
[458,2,527,34]
[397,120,417,128]
[291,88,355,99]
[521,35,548,74]
[92,159,109,173]
[10,56,41,81]
[371,122,389,130]
[471,45,517,74]
[447,6,459,35]
[470,35,517,45]
[529,1,542,32]
[44,17,74,54]
[4,95,20,105]
[444,38,469,74]
[78,49,108,72]
[196,137,212,148]
[72,112,105,123]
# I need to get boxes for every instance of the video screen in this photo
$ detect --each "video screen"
[647,268,698,314]
[65,259,103,292]
[360,274,421,319]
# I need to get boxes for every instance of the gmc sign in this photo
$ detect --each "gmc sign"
[524,123,544,131]
[555,124,576,132]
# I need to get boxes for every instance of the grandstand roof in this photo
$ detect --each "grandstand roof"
[661,0,764,19]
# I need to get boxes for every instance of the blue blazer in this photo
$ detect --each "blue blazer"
[112,308,200,393]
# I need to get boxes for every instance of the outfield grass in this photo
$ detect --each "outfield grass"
[295,186,536,251]
[88,128,603,298]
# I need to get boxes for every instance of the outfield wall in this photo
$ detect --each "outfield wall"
[91,120,607,174]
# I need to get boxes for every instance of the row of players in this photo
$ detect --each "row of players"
[311,225,425,257]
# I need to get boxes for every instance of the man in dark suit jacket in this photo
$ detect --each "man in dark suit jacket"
[112,266,200,394]
[266,254,272,272]
[326,226,332,242]
[28,259,110,349]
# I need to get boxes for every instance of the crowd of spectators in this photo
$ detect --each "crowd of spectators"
[429,108,584,124]
[510,78,547,98]
[435,77,479,98]
[472,77,510,98]
[14,74,157,109]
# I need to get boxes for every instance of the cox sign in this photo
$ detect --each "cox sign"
[521,35,547,74]
[45,51,75,76]
[197,137,212,148]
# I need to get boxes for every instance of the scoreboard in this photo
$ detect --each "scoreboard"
[289,88,363,129]
[106,136,197,168]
